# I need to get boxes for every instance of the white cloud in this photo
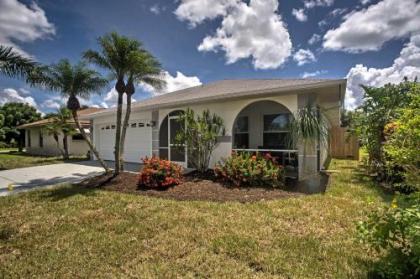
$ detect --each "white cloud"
[150,4,165,15]
[308,34,321,45]
[292,8,307,22]
[329,8,347,17]
[103,88,137,108]
[0,0,55,55]
[360,0,371,5]
[176,0,292,70]
[345,34,420,109]
[301,70,327,78]
[140,71,202,96]
[293,49,316,66]
[41,99,61,110]
[304,0,334,9]
[323,0,420,53]
[0,88,37,108]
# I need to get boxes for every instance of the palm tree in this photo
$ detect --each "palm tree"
[0,45,36,79]
[84,32,165,174]
[119,50,165,171]
[42,59,110,172]
[45,108,77,160]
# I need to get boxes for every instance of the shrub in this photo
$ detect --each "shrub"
[357,193,420,278]
[138,157,183,188]
[214,152,284,187]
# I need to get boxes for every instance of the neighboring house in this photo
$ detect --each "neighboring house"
[81,79,346,180]
[18,108,103,157]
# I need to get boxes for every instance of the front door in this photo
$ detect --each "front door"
[168,115,187,167]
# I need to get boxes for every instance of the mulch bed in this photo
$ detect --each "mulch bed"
[77,172,302,203]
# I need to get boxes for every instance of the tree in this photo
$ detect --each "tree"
[175,109,225,173]
[42,59,110,172]
[0,45,36,79]
[44,108,77,159]
[84,32,165,174]
[352,80,414,173]
[0,102,41,150]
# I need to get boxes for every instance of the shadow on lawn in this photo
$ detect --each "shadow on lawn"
[37,184,98,201]
[351,163,393,202]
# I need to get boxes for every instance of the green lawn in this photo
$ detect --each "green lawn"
[0,151,87,170]
[0,159,391,278]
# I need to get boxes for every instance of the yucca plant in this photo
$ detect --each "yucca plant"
[288,103,329,176]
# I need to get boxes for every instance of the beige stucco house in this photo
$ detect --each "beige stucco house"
[18,108,103,157]
[81,79,346,180]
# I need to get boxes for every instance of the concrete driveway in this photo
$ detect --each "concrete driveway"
[0,161,105,196]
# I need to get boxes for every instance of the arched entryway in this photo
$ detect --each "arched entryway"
[232,100,298,176]
[158,110,186,166]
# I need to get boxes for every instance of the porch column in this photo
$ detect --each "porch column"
[151,110,159,157]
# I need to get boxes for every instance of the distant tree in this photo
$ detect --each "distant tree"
[41,59,110,172]
[0,102,41,150]
[45,108,77,159]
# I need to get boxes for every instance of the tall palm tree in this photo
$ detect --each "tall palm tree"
[84,32,165,174]
[0,45,36,79]
[119,51,165,171]
[42,59,110,172]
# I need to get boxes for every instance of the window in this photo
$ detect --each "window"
[27,130,31,147]
[263,114,291,149]
[138,123,144,127]
[72,133,84,140]
[111,125,116,129]
[39,130,43,148]
[131,123,137,128]
[233,116,249,148]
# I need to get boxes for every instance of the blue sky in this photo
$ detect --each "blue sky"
[1,0,419,113]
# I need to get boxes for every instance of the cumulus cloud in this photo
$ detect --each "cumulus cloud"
[176,0,292,70]
[293,49,316,66]
[301,70,327,78]
[303,0,334,9]
[292,8,307,22]
[345,34,420,109]
[360,0,371,5]
[140,71,202,96]
[0,88,37,108]
[323,0,420,52]
[41,99,61,110]
[308,34,321,45]
[0,0,55,54]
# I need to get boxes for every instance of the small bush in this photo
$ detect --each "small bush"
[214,152,284,187]
[138,157,183,188]
[357,193,420,278]
[392,182,419,195]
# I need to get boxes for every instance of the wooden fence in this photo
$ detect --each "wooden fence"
[329,127,359,160]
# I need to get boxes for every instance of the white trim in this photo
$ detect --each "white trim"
[233,148,298,153]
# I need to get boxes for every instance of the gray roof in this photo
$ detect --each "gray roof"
[84,78,346,118]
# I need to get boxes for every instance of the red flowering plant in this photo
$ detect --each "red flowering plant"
[214,152,284,187]
[138,156,183,188]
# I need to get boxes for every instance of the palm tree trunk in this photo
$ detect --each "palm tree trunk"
[114,92,124,174]
[71,110,110,172]
[62,134,69,160]
[119,93,132,172]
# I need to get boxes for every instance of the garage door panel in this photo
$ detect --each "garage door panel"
[96,120,152,163]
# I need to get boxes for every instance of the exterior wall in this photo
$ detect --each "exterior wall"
[157,94,298,168]
[25,127,89,157]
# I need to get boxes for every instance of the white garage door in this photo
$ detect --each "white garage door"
[97,119,152,163]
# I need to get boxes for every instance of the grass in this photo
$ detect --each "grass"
[0,159,391,278]
[0,151,88,170]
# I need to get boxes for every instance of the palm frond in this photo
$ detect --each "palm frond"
[0,45,37,79]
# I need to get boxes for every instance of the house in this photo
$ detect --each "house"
[81,79,346,180]
[18,108,104,157]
